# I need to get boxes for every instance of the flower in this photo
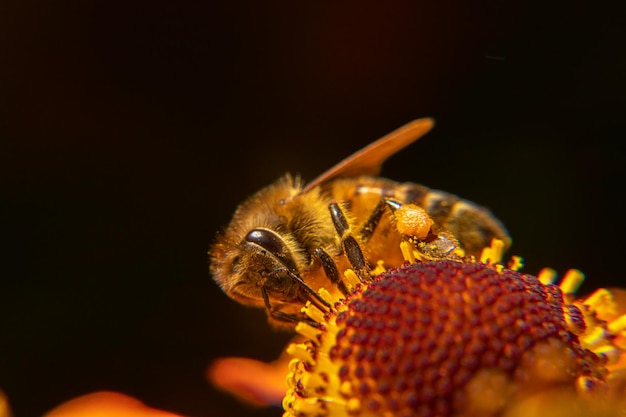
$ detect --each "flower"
[0,390,187,417]
[41,391,186,417]
[211,241,626,417]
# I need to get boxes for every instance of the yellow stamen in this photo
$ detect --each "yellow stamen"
[323,399,351,417]
[583,288,613,310]
[301,372,326,391]
[538,268,557,285]
[507,255,524,271]
[480,238,504,264]
[286,344,314,364]
[608,315,626,335]
[400,241,416,263]
[318,287,341,305]
[302,302,326,324]
[287,397,323,416]
[295,321,322,341]
[581,327,607,349]
[559,269,585,295]
[370,260,387,276]
[582,288,618,320]
[343,269,361,290]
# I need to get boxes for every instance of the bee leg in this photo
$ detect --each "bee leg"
[359,199,387,244]
[314,248,350,296]
[328,202,370,282]
[385,199,462,261]
[384,198,402,212]
[359,198,405,243]
[274,267,332,311]
[261,286,321,328]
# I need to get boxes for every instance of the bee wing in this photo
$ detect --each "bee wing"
[301,118,435,194]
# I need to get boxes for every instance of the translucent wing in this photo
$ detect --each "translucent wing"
[301,118,434,194]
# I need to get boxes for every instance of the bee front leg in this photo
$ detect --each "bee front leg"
[261,286,321,328]
[314,248,350,296]
[358,199,387,244]
[271,267,332,311]
[385,199,462,261]
[328,202,370,282]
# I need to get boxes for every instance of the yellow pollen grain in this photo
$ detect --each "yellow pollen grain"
[559,269,585,294]
[296,321,322,341]
[608,314,626,335]
[400,240,416,263]
[537,268,557,285]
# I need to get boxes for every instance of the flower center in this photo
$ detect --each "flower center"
[283,260,626,417]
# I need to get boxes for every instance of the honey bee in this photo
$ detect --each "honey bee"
[210,119,511,328]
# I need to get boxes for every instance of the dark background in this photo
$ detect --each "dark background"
[1,1,624,416]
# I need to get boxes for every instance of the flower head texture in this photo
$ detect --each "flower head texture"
[281,257,626,417]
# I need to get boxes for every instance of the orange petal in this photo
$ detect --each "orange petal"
[0,390,11,417]
[207,356,288,407]
[44,391,185,417]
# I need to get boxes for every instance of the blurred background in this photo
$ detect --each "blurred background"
[1,1,624,416]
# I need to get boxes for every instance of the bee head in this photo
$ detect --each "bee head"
[209,175,308,307]
[210,226,303,307]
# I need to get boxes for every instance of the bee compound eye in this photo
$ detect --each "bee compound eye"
[245,229,284,254]
[244,228,300,274]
